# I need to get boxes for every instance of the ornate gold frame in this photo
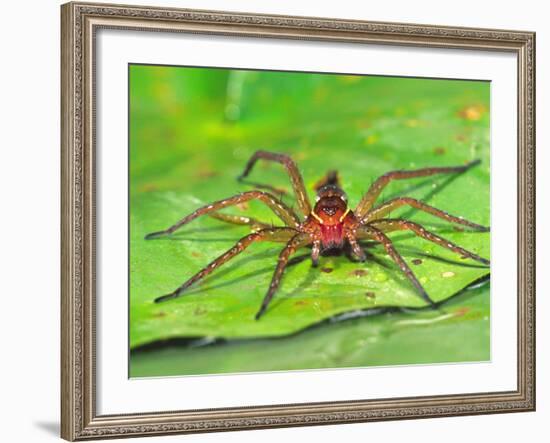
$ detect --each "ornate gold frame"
[61,1,536,440]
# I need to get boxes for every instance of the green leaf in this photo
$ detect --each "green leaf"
[130,281,490,377]
[129,66,490,362]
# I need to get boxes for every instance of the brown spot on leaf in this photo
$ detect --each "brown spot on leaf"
[433,146,446,156]
[351,269,368,277]
[365,292,376,299]
[455,134,468,142]
[191,251,202,258]
[458,104,487,121]
[236,202,249,211]
[294,300,308,306]
[194,307,207,316]
[153,311,166,318]
[196,168,219,179]
[412,258,423,265]
[139,183,158,193]
[454,307,470,317]
[321,267,333,273]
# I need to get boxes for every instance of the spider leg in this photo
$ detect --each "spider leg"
[154,227,297,303]
[357,225,437,307]
[355,160,481,219]
[255,233,312,320]
[347,234,367,262]
[208,212,270,231]
[311,240,321,267]
[364,197,489,231]
[369,219,490,265]
[237,150,312,216]
[145,190,300,239]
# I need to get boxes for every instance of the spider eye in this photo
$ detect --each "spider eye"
[315,195,321,202]
[339,192,348,203]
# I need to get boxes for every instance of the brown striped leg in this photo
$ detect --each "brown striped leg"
[357,225,436,307]
[208,212,270,231]
[370,219,490,265]
[154,227,298,303]
[145,190,300,239]
[237,151,312,216]
[355,160,481,219]
[347,234,367,262]
[364,197,489,231]
[255,233,312,320]
[311,240,321,267]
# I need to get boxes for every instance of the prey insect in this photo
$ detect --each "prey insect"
[146,151,490,320]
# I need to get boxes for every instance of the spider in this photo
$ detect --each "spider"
[145,150,490,320]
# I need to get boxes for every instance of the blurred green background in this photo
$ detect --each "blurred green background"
[129,64,490,377]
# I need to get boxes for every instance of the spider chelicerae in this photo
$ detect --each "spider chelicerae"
[145,150,490,320]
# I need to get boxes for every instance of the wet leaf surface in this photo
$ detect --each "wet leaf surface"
[130,280,490,376]
[129,66,490,373]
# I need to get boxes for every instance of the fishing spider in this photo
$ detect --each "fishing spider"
[146,151,490,320]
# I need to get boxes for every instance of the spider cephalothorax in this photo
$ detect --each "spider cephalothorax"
[310,185,352,249]
[146,150,490,320]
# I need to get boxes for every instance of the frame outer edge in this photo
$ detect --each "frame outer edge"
[516,31,535,410]
[60,1,536,439]
[531,32,536,411]
[61,2,77,441]
[525,31,536,410]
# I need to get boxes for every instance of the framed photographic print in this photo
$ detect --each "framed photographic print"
[61,1,536,440]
